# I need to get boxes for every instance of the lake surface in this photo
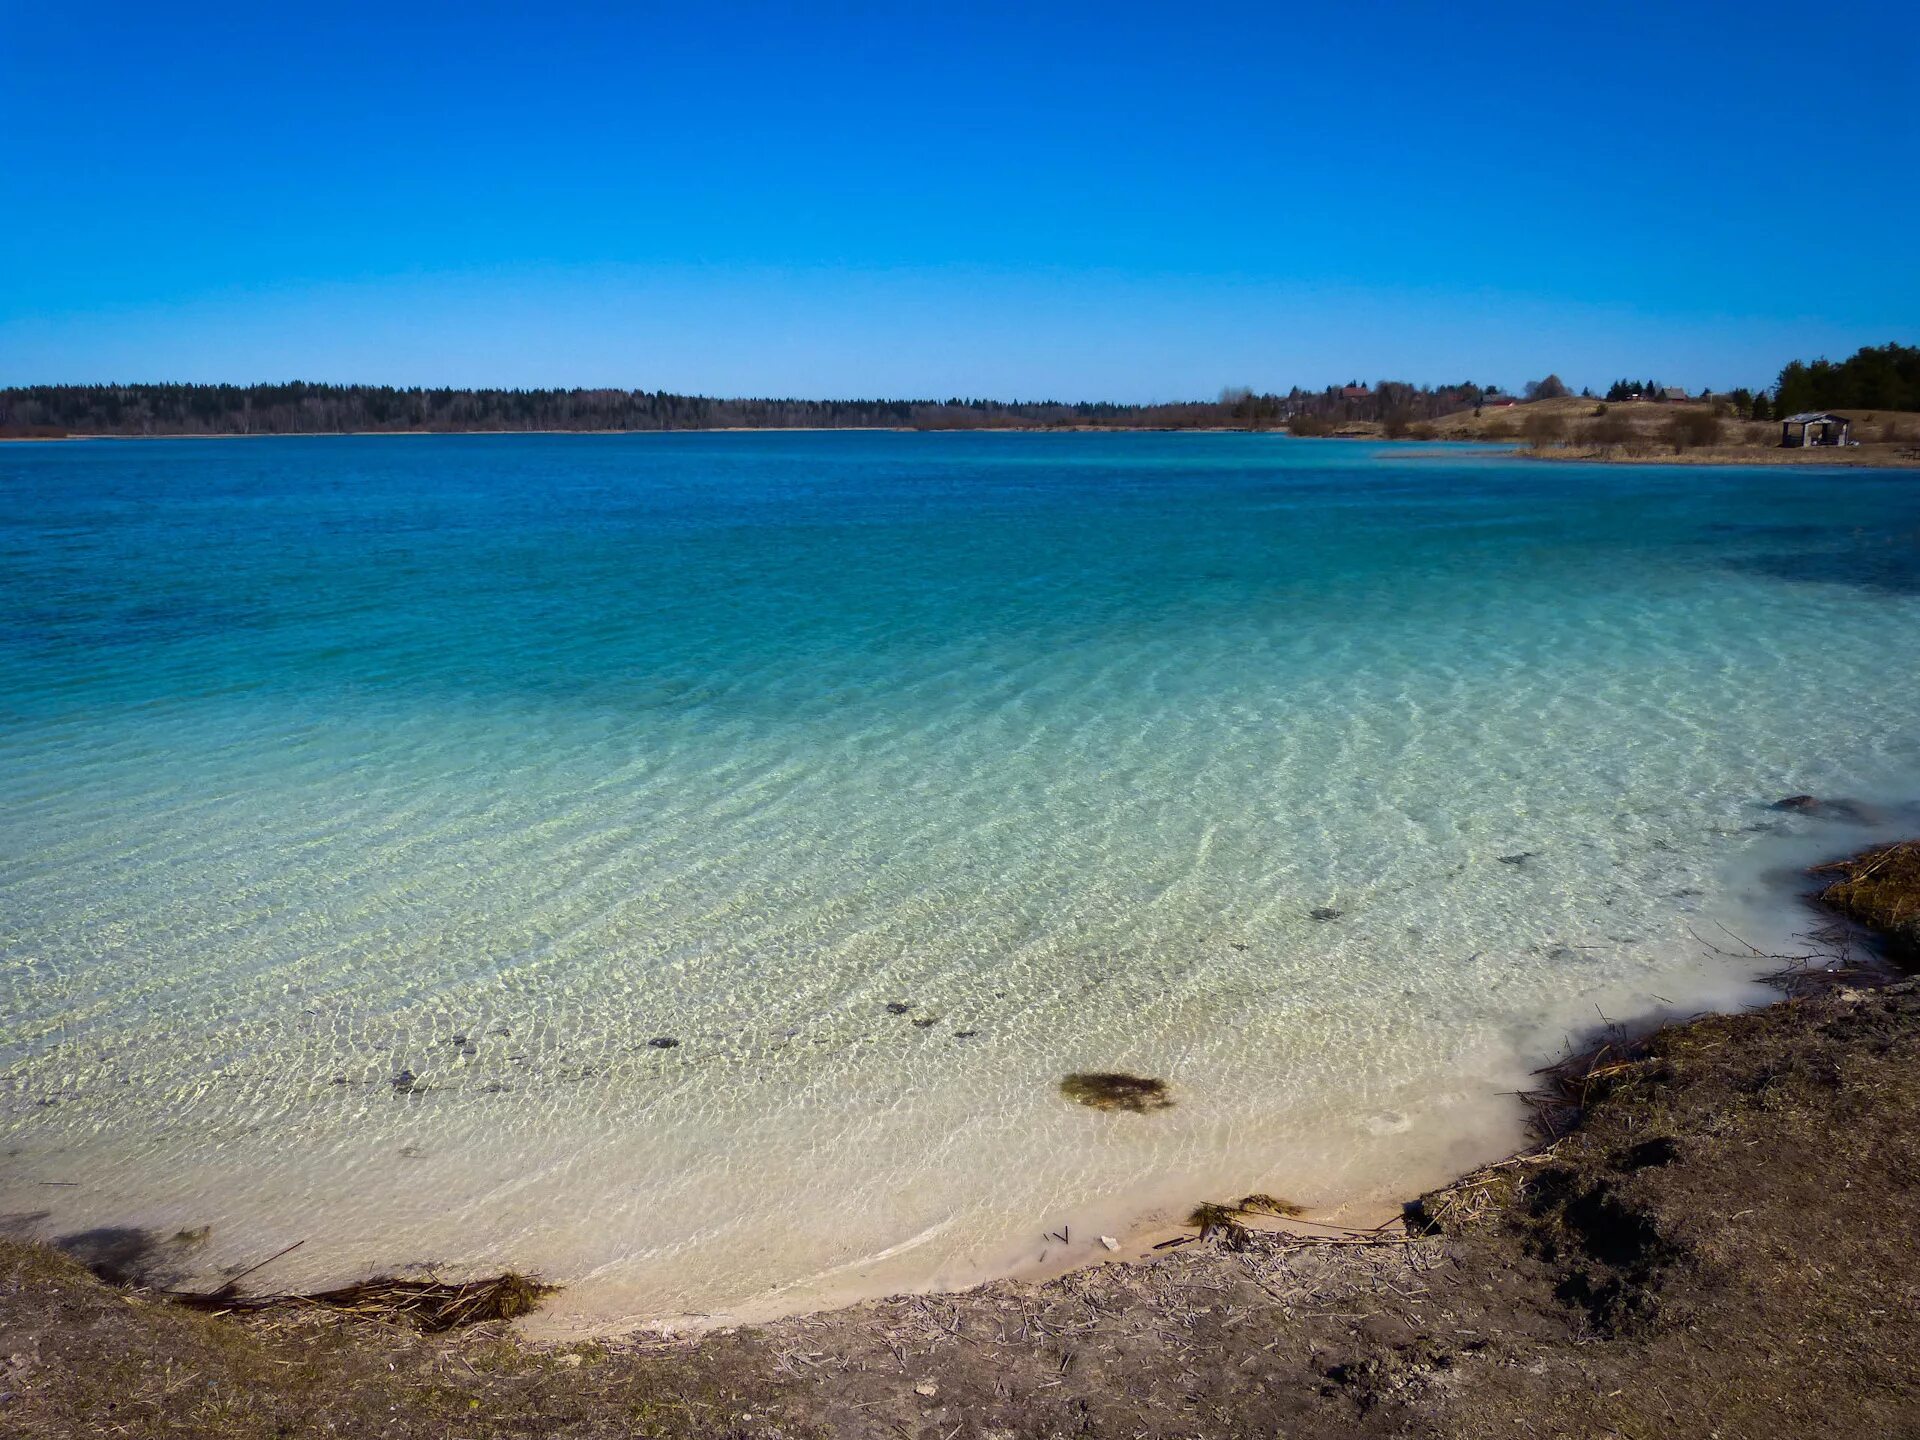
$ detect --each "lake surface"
[4,432,1918,1327]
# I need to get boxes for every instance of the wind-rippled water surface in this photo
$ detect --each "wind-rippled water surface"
[4,433,1919,1327]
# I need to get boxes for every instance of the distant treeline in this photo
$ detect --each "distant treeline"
[1,378,1513,438]
[6,350,1909,439]
[0,384,1201,437]
[1773,343,1920,416]
[1225,380,1514,435]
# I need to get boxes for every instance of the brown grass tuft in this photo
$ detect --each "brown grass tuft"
[1811,841,1920,964]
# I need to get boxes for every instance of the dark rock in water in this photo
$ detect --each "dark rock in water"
[1770,795,1881,825]
[1309,907,1342,921]
[392,1069,420,1094]
[1498,853,1535,866]
[1060,1072,1173,1113]
[1229,941,1250,951]
[647,1037,680,1049]
[885,1001,914,1015]
[912,1017,938,1028]
[451,1035,468,1046]
[953,1030,979,1039]
[459,1044,477,1059]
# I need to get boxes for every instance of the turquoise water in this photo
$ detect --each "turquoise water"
[4,433,1919,1327]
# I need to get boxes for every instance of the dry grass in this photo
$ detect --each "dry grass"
[167,1272,555,1332]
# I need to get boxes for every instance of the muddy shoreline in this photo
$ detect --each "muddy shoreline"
[5,841,1919,1437]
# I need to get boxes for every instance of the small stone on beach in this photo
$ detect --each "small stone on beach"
[1099,1235,1120,1251]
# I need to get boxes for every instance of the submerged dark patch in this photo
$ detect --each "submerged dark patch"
[1727,528,1920,596]
[1060,1072,1173,1113]
[55,1225,207,1289]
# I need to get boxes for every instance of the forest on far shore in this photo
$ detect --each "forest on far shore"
[3,344,1912,439]
[0,379,1504,437]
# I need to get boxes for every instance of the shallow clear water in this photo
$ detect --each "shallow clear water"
[3,433,1918,1327]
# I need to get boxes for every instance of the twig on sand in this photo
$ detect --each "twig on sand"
[1685,923,1819,963]
[211,1240,307,1296]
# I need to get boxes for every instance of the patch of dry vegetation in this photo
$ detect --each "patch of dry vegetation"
[170,1271,555,1332]
[1429,397,1920,466]
[1812,840,1920,963]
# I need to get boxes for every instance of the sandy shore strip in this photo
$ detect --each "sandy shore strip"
[3,837,1918,1438]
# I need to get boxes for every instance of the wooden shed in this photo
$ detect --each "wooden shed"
[1780,411,1851,447]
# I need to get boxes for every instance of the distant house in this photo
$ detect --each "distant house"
[1661,386,1689,402]
[1340,385,1372,401]
[1780,411,1852,448]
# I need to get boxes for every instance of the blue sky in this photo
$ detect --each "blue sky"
[4,0,1915,399]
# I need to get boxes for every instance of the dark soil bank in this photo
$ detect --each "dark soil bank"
[7,868,1920,1437]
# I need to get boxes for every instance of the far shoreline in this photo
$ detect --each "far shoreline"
[6,425,1917,467]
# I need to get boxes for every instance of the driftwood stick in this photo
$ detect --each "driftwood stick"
[207,1240,306,1297]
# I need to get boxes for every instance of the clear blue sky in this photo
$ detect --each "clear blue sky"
[4,0,1915,400]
